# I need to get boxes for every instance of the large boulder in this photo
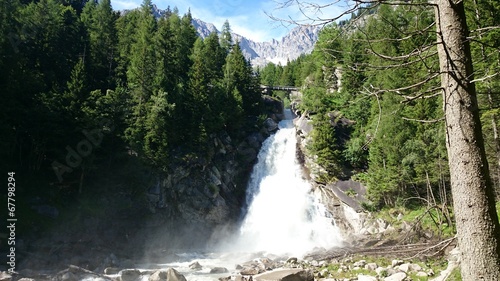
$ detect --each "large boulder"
[0,272,11,281]
[210,267,229,274]
[384,272,407,281]
[254,269,313,281]
[148,268,186,281]
[120,269,141,281]
[294,113,313,137]
[263,118,279,133]
[189,261,202,270]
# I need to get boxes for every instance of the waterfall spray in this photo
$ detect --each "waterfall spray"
[235,109,342,256]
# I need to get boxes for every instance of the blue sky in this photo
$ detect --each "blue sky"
[111,0,349,42]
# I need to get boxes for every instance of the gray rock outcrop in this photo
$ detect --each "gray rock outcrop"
[254,268,313,281]
[149,268,186,281]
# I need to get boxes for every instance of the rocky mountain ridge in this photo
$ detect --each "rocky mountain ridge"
[192,18,321,67]
[150,5,321,66]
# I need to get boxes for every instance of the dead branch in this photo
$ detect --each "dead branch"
[402,88,442,102]
[404,236,456,259]
[366,43,437,61]
[471,72,500,84]
[367,73,440,96]
[402,116,445,123]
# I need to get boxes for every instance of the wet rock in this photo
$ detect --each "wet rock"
[254,269,313,281]
[189,261,202,270]
[384,272,406,281]
[149,268,186,281]
[210,267,229,274]
[0,272,12,281]
[104,267,120,275]
[120,269,141,281]
[259,258,275,270]
[263,118,279,133]
[54,265,110,281]
[240,267,260,275]
[60,271,77,281]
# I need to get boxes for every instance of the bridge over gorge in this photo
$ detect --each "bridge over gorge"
[260,85,299,95]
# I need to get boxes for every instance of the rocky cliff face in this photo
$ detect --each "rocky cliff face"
[141,95,285,252]
[17,97,284,272]
[291,91,366,243]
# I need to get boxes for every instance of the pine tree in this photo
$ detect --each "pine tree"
[224,42,261,117]
[82,0,118,90]
[125,0,158,150]
[155,16,176,93]
[220,20,233,53]
[115,9,140,85]
[63,58,88,120]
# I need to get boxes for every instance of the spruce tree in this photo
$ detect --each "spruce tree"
[224,42,261,117]
[125,0,158,150]
[82,0,118,90]
[220,20,233,53]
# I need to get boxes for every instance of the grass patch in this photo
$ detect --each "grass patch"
[371,206,456,238]
[448,267,462,280]
[497,202,500,221]
[408,273,429,281]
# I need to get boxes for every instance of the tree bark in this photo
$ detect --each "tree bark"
[435,0,500,279]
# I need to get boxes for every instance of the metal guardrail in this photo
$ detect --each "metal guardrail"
[260,85,299,91]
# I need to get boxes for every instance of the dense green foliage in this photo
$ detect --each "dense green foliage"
[1,0,262,192]
[262,2,500,209]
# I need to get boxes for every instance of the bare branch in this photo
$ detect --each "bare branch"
[471,72,500,84]
[366,43,438,61]
[367,72,441,96]
[402,88,442,102]
[361,51,438,69]
[402,116,445,123]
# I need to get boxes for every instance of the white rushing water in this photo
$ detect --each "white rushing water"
[93,110,344,281]
[234,109,343,256]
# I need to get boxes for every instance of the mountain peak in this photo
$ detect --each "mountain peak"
[191,18,320,66]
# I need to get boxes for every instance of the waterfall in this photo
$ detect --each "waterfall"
[235,109,343,256]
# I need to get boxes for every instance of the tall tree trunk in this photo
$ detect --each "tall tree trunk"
[435,1,500,279]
